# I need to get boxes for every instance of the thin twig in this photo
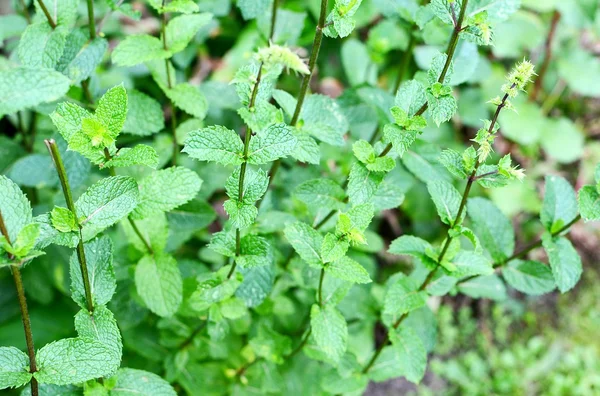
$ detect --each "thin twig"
[529,11,560,101]
[36,0,56,28]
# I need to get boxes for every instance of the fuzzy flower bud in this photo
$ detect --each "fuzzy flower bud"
[502,60,536,97]
[255,45,310,75]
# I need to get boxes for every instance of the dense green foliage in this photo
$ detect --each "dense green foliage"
[1,0,599,394]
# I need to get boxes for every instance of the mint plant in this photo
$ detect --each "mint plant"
[1,0,599,394]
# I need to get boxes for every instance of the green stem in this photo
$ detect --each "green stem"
[45,139,94,313]
[318,268,325,306]
[0,212,38,396]
[161,1,178,166]
[393,29,417,93]
[82,79,94,104]
[86,0,96,39]
[229,64,265,279]
[261,0,329,205]
[269,0,279,40]
[36,0,56,28]
[20,0,31,23]
[179,321,207,349]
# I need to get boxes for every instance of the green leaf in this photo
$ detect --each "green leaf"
[291,130,321,165]
[0,346,32,390]
[225,167,268,204]
[383,276,427,324]
[182,126,244,166]
[34,338,116,385]
[383,124,419,158]
[347,162,385,205]
[427,180,462,226]
[320,233,350,263]
[325,256,371,284]
[123,213,168,254]
[541,234,582,293]
[294,179,346,211]
[165,82,208,119]
[73,306,122,376]
[103,145,159,169]
[388,235,437,269]
[236,235,272,269]
[189,269,242,311]
[50,206,77,233]
[427,91,457,126]
[284,222,323,268]
[429,0,455,25]
[457,274,507,300]
[395,80,427,116]
[427,52,453,84]
[438,149,467,179]
[57,33,108,84]
[467,197,514,262]
[0,175,32,243]
[70,236,116,309]
[502,259,555,295]
[310,304,347,363]
[541,175,578,233]
[389,327,427,384]
[237,0,270,20]
[300,94,349,146]
[248,325,292,364]
[450,251,493,278]
[33,0,78,27]
[0,67,70,117]
[135,253,183,317]
[223,200,257,229]
[131,167,202,219]
[578,185,600,222]
[111,35,170,66]
[75,176,139,241]
[96,84,128,139]
[108,368,177,395]
[122,89,165,136]
[165,13,212,53]
[247,124,297,165]
[50,102,92,142]
[18,23,67,68]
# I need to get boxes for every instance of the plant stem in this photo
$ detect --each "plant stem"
[261,0,329,204]
[393,29,417,93]
[529,11,560,102]
[161,0,178,166]
[45,139,94,313]
[318,268,325,305]
[178,321,207,349]
[269,0,279,40]
[0,212,39,396]
[37,0,56,28]
[128,217,154,254]
[86,0,96,40]
[20,0,31,23]
[229,65,265,279]
[82,79,94,104]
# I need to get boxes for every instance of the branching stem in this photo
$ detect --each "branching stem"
[45,139,94,313]
[86,0,96,40]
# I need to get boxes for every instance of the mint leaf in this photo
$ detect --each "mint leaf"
[70,236,116,309]
[467,197,515,262]
[18,23,66,68]
[383,124,419,158]
[57,30,108,83]
[389,327,426,384]
[122,89,165,136]
[33,0,78,27]
[438,149,467,179]
[50,102,92,142]
[578,185,600,222]
[75,176,139,240]
[388,235,437,269]
[291,130,321,165]
[131,167,202,219]
[428,52,453,84]
[0,67,70,117]
[108,368,177,395]
[427,91,457,126]
[325,256,371,284]
[111,35,170,67]
[320,233,350,263]
[103,145,159,169]
[502,259,555,295]
[395,80,427,116]
[247,123,296,165]
[294,179,346,211]
[163,0,200,14]
[182,126,244,166]
[95,84,128,139]
[300,94,349,146]
[284,222,323,267]
[238,0,270,20]
[347,162,385,205]
[541,234,582,293]
[165,13,212,54]
[135,253,183,317]
[164,82,208,119]
[427,180,462,225]
[0,346,32,389]
[310,304,347,363]
[236,235,272,269]
[540,175,578,233]
[74,306,122,376]
[458,274,507,300]
[34,338,116,385]
[189,269,242,311]
[223,200,257,229]
[0,175,32,243]
[50,207,77,233]
[450,251,493,278]
[383,276,427,324]
[248,325,292,364]
[225,167,268,204]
